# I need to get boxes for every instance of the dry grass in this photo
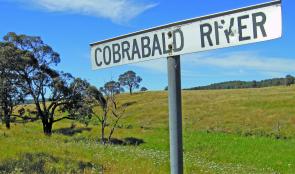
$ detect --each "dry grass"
[1,86,295,173]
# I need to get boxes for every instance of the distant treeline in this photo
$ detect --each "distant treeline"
[186,75,295,90]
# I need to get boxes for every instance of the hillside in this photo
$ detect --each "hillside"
[186,76,294,90]
[1,86,295,173]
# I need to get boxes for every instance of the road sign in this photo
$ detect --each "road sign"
[90,1,282,174]
[90,1,282,70]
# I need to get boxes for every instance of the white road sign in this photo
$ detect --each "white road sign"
[90,1,282,70]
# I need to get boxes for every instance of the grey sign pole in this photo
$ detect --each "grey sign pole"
[167,55,183,174]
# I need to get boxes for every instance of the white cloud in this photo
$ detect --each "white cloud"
[132,51,295,78]
[15,0,157,23]
[185,51,295,73]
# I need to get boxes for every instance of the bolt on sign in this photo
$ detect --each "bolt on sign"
[90,1,282,70]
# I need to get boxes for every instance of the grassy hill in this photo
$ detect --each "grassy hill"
[186,76,293,90]
[1,86,295,173]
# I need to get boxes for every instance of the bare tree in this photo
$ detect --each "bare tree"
[87,81,127,144]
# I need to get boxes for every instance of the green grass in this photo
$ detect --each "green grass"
[1,86,295,173]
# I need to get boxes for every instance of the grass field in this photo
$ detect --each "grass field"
[1,86,295,173]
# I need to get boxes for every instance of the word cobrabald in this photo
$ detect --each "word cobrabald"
[94,29,183,67]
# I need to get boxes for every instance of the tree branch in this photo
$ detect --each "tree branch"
[53,116,75,123]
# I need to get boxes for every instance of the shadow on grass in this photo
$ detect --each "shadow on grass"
[0,153,102,174]
[13,117,39,124]
[105,137,145,146]
[53,127,92,136]
[122,101,137,107]
[66,136,144,146]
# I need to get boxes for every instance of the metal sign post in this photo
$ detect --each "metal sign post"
[167,55,183,174]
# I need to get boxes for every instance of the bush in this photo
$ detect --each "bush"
[0,153,102,174]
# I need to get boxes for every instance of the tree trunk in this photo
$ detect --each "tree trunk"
[4,109,10,129]
[101,120,105,144]
[5,117,10,129]
[108,117,121,143]
[42,120,53,136]
[129,87,132,95]
[108,127,114,143]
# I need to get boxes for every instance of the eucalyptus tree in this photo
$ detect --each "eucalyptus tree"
[3,32,93,135]
[0,42,28,129]
[118,71,142,95]
[140,87,148,92]
[285,75,294,86]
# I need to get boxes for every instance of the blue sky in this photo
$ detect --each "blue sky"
[0,0,294,90]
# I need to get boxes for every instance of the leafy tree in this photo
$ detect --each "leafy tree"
[118,71,142,95]
[0,42,28,129]
[252,80,257,88]
[285,75,294,86]
[57,78,96,126]
[99,81,123,95]
[3,32,91,135]
[140,87,148,92]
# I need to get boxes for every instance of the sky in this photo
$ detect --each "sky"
[0,0,294,91]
